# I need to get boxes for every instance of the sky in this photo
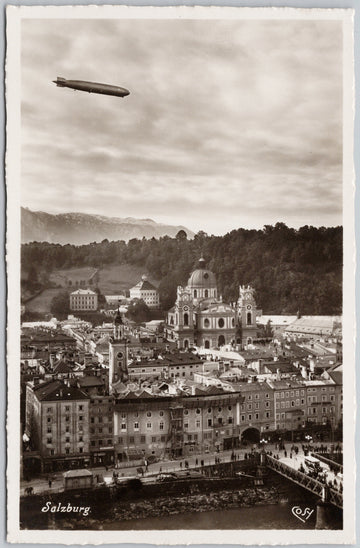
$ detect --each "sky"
[21,17,343,235]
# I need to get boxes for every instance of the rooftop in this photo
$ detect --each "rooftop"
[33,380,89,401]
[70,289,97,296]
[63,469,93,478]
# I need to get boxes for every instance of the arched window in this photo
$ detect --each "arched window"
[247,312,252,325]
[218,318,225,328]
[204,318,210,328]
[184,339,189,348]
[194,290,197,298]
[204,289,209,298]
[205,340,210,349]
[184,313,189,326]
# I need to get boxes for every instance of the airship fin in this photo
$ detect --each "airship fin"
[53,77,67,87]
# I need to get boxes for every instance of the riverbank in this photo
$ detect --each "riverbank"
[20,469,341,530]
[65,486,282,530]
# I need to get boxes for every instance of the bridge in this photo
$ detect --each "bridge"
[265,454,343,509]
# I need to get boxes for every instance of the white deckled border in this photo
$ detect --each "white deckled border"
[5,5,356,545]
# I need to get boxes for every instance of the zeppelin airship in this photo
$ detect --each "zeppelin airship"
[53,77,130,97]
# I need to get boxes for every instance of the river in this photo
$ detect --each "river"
[106,501,319,530]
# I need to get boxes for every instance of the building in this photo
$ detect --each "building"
[70,289,98,312]
[63,469,93,490]
[127,353,211,380]
[89,395,115,466]
[284,316,342,338]
[108,309,129,394]
[129,275,160,308]
[267,376,342,433]
[25,379,90,472]
[165,258,258,349]
[235,382,275,440]
[113,388,245,461]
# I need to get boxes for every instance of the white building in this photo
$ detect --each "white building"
[129,275,160,309]
[70,289,98,312]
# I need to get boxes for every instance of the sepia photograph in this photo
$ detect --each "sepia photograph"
[6,5,355,545]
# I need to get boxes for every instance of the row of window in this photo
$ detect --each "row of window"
[47,416,84,423]
[47,425,84,433]
[47,447,86,455]
[119,406,234,420]
[185,417,234,428]
[90,416,112,424]
[91,440,113,447]
[90,427,112,434]
[47,405,84,413]
[241,413,271,421]
[242,402,271,410]
[117,435,167,444]
[275,413,302,420]
[246,393,270,400]
[46,437,84,445]
[121,421,165,431]
[308,406,335,415]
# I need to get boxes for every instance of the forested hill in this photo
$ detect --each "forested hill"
[21,223,342,315]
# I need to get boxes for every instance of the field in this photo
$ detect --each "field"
[24,264,160,315]
[96,264,159,295]
[25,288,60,314]
[49,267,98,288]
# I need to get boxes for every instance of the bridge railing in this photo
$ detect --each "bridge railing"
[312,452,343,473]
[265,455,342,509]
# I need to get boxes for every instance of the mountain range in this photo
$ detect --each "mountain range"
[21,207,194,245]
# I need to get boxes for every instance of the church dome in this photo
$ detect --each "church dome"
[187,258,217,289]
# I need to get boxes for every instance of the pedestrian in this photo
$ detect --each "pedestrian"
[48,479,52,489]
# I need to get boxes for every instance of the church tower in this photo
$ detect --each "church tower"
[109,307,128,393]
[237,285,258,345]
[174,286,195,349]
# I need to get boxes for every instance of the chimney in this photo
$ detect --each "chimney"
[276,368,281,381]
[301,365,307,379]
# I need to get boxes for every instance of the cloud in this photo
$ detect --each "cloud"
[21,17,343,234]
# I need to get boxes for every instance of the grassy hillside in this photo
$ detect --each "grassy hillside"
[23,264,160,316]
[97,264,159,295]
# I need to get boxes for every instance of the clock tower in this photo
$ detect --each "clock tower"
[109,307,129,393]
[174,287,195,349]
[237,285,258,345]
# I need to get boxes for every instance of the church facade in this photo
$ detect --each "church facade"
[165,258,258,350]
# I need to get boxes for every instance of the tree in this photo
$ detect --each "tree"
[50,290,70,318]
[126,300,151,324]
[258,320,274,339]
[176,229,188,241]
